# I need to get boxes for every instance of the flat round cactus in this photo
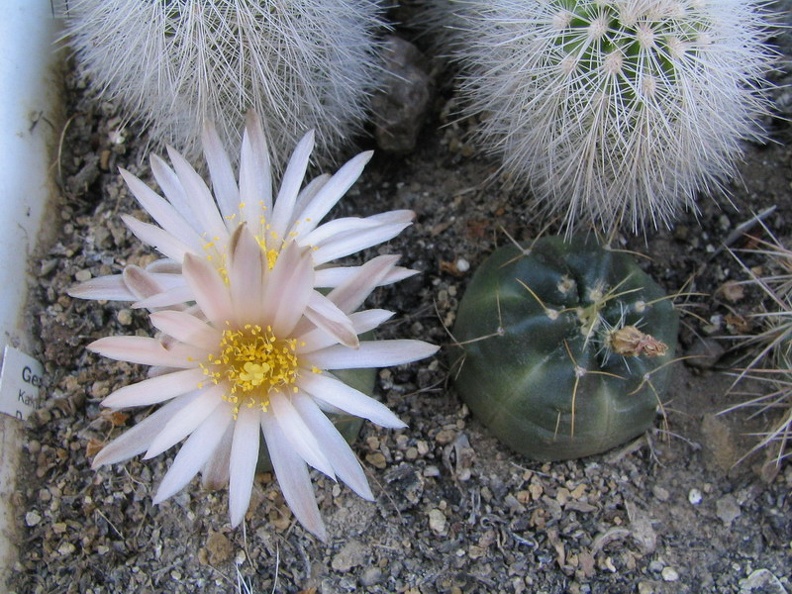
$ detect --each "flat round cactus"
[453,235,678,461]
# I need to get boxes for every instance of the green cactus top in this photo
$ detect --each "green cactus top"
[453,235,678,461]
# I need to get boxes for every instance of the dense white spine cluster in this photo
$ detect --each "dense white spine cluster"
[447,0,775,233]
[65,0,385,167]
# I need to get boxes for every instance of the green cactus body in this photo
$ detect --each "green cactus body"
[453,235,678,461]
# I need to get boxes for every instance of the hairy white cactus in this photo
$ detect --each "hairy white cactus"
[65,0,386,166]
[443,0,775,234]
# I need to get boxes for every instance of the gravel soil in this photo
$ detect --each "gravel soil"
[8,8,792,594]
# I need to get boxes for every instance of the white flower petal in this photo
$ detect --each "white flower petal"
[68,274,136,301]
[239,111,273,226]
[166,145,228,241]
[270,130,315,240]
[228,405,261,527]
[299,309,393,354]
[201,422,234,490]
[92,393,200,468]
[101,368,206,409]
[132,284,194,310]
[314,265,418,289]
[299,372,406,429]
[88,336,197,368]
[291,393,373,500]
[144,384,225,459]
[123,267,184,301]
[154,409,233,504]
[312,220,413,265]
[269,392,335,478]
[202,121,240,222]
[228,225,265,323]
[300,217,380,247]
[145,259,181,274]
[261,242,314,336]
[309,340,439,370]
[149,310,219,351]
[260,411,327,541]
[304,291,359,348]
[326,255,401,314]
[122,215,192,262]
[296,151,373,236]
[183,253,233,327]
[292,173,331,220]
[120,168,205,253]
[151,153,201,231]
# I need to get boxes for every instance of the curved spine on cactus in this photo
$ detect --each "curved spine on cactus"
[443,0,775,234]
[453,235,679,461]
[64,0,386,167]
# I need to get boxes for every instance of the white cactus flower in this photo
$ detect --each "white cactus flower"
[73,110,438,538]
[89,227,438,540]
[64,0,385,165]
[444,0,775,233]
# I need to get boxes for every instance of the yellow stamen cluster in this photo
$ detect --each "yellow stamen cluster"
[201,324,301,416]
[202,236,228,284]
[254,235,280,270]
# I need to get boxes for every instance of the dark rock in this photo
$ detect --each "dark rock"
[371,35,434,154]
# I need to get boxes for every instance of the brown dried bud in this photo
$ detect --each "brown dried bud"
[608,325,668,358]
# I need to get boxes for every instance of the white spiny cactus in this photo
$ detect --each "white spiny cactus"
[444,0,775,234]
[65,0,386,167]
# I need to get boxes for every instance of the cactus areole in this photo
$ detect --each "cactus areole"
[453,235,678,461]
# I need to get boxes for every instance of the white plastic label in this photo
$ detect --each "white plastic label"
[0,345,43,420]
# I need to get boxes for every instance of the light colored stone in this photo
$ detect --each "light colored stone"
[661,567,679,582]
[24,511,41,527]
[331,539,367,572]
[428,508,447,534]
[688,488,703,505]
[716,495,741,527]
[739,568,788,594]
[360,567,383,587]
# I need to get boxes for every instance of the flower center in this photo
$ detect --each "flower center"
[202,324,300,415]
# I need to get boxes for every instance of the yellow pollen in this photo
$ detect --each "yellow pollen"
[200,324,301,417]
[253,234,280,269]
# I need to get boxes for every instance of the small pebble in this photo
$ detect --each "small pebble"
[428,508,447,534]
[649,561,665,573]
[435,429,455,445]
[74,269,92,282]
[637,583,655,594]
[739,568,788,594]
[688,488,703,505]
[116,309,133,325]
[661,567,679,582]
[331,540,367,572]
[716,495,741,527]
[360,567,383,587]
[25,511,42,527]
[57,542,76,556]
[365,452,387,469]
[423,465,440,477]
[652,486,670,502]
